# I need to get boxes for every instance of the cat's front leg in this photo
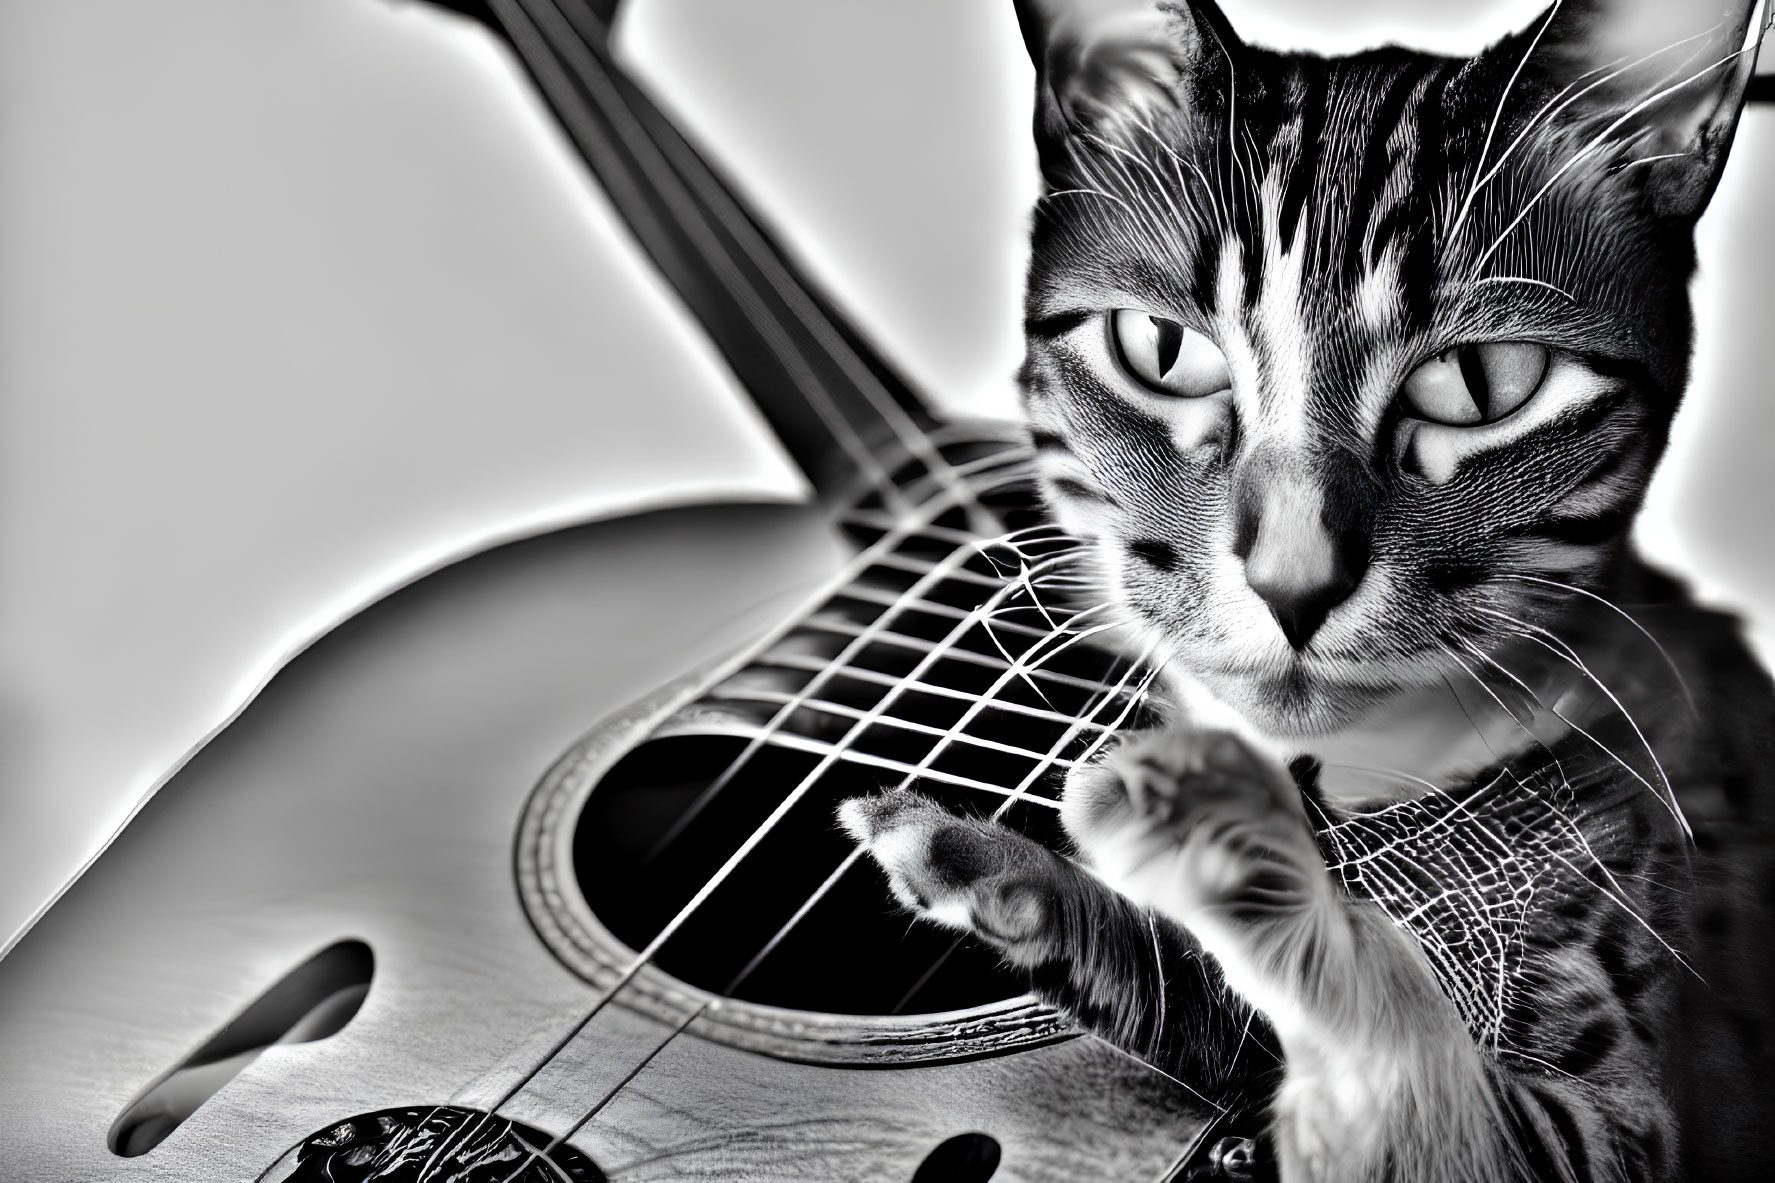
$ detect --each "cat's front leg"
[838,792,1263,1093]
[1067,730,1510,1183]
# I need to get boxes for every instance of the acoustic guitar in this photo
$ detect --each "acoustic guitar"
[0,2,1246,1178]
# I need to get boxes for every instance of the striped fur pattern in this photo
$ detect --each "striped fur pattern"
[846,1,1775,1179]
[1018,0,1762,736]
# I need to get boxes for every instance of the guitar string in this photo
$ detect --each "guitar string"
[442,471,1079,1177]
[546,584,1227,1178]
[400,485,1177,1179]
[524,0,996,532]
[731,693,1095,770]
[398,5,1177,1174]
[490,632,1166,1181]
[395,474,982,1177]
[532,652,1164,1176]
[633,449,1050,863]
[501,0,990,529]
[487,0,906,519]
[467,516,1138,1172]
[760,654,1130,728]
[658,518,1119,825]
[889,652,1165,1018]
[393,464,1031,1176]
[478,589,1137,1179]
[407,466,1150,1179]
[491,521,1167,1171]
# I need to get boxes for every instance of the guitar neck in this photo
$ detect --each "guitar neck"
[457,0,941,500]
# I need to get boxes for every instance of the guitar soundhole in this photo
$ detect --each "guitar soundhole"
[575,733,1061,1014]
[567,484,1156,1017]
[523,439,1162,1050]
[273,1107,604,1182]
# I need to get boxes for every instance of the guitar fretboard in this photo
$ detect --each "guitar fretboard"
[573,429,1164,1016]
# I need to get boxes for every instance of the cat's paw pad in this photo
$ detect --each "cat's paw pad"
[1111,729,1298,823]
[838,794,1054,954]
[1071,729,1321,919]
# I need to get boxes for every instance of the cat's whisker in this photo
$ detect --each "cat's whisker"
[990,523,1075,552]
[1493,574,1696,715]
[1478,599,1686,765]
[1479,605,1678,781]
[1436,641,1538,736]
[1448,2,1561,238]
[1015,560,1068,637]
[1474,618,1691,840]
[1618,150,1694,170]
[1449,635,1542,705]
[1040,187,1136,217]
[996,605,1131,681]
[1507,630,1690,839]
[1449,635,1565,735]
[1471,275,1578,302]
[1454,12,1733,250]
[1539,815,1699,977]
[976,595,1122,711]
[1498,1048,1586,1085]
[1454,639,1592,806]
[1452,37,1680,241]
[1437,663,1522,773]
[1472,39,1753,275]
[1321,762,1445,797]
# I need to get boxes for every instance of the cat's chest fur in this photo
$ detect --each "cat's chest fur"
[1193,659,1658,960]
[1162,652,1586,806]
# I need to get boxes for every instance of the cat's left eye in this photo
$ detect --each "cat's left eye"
[1109,310,1230,398]
[1399,342,1549,426]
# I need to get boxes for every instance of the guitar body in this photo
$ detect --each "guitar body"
[0,499,1210,1181]
[0,4,1231,1176]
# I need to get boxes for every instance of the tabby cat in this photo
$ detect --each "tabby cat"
[840,0,1775,1179]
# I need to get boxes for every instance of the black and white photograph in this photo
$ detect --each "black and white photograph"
[2,1,1774,1178]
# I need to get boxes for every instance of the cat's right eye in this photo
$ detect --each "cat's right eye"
[1400,342,1549,426]
[1109,310,1230,398]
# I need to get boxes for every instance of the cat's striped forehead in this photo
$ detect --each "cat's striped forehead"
[1028,40,1673,417]
[1207,55,1455,334]
[1014,0,1765,733]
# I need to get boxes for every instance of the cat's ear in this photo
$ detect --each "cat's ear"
[1012,0,1240,186]
[1519,0,1771,217]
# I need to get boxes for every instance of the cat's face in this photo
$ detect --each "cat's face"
[1016,0,1767,735]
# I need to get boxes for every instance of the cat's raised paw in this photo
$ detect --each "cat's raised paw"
[838,794,1063,961]
[1063,729,1325,924]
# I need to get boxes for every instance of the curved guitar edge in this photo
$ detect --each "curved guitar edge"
[0,488,811,965]
[0,500,1215,1181]
[0,501,841,1179]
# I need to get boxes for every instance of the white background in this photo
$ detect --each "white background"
[1,0,1770,950]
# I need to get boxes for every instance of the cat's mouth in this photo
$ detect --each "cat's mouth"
[1180,653,1417,737]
